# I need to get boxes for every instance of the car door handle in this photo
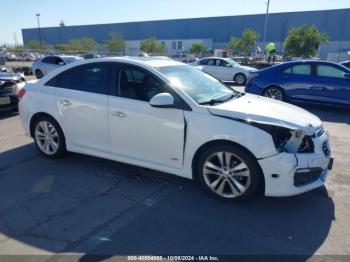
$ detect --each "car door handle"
[60,100,72,106]
[111,111,127,118]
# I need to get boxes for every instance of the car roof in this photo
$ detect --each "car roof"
[37,56,186,84]
[260,60,350,73]
[282,60,341,65]
[200,57,230,60]
[90,56,185,68]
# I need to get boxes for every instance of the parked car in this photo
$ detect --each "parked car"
[340,60,350,69]
[5,52,16,61]
[193,57,257,85]
[32,55,82,79]
[19,57,333,201]
[0,55,5,66]
[246,60,350,107]
[82,53,102,60]
[0,72,26,111]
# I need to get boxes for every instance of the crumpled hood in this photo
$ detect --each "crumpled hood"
[208,94,322,135]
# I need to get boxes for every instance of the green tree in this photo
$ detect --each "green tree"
[230,29,259,55]
[140,38,166,54]
[284,24,329,58]
[188,43,208,54]
[106,33,127,52]
[54,44,70,52]
[68,37,97,52]
[25,40,48,50]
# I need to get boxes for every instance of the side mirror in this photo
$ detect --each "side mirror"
[58,61,65,66]
[344,72,350,80]
[149,93,174,108]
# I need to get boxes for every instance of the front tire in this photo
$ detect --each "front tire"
[33,116,66,158]
[234,73,246,85]
[197,144,261,201]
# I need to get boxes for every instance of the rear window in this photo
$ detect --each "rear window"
[292,65,311,75]
[45,62,109,94]
[283,64,311,75]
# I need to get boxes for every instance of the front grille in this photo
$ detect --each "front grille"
[322,141,331,156]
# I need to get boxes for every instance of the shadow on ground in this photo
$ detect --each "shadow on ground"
[0,143,335,258]
[0,111,18,120]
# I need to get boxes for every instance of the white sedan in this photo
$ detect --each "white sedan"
[193,57,257,85]
[18,57,333,201]
[32,55,82,79]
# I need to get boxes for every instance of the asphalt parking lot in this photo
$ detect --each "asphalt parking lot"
[0,89,350,260]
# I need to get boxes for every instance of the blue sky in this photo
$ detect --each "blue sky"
[1,0,349,44]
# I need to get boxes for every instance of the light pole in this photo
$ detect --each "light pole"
[36,13,42,48]
[263,0,271,44]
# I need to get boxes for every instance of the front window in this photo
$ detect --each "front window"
[158,65,239,105]
[42,56,55,64]
[118,66,165,102]
[317,65,346,78]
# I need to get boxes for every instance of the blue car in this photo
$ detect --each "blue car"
[245,60,350,107]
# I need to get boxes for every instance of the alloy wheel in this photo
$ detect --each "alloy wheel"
[203,151,251,198]
[234,74,246,85]
[264,87,283,101]
[35,121,60,155]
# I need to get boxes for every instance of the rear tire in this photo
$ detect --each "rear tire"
[197,144,262,201]
[35,70,43,79]
[263,86,285,101]
[33,116,66,158]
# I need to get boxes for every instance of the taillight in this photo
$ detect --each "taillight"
[18,88,26,100]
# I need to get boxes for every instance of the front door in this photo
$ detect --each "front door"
[108,64,185,169]
[314,64,350,105]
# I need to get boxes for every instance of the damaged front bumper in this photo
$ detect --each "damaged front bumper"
[258,129,333,197]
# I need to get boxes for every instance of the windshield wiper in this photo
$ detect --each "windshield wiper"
[199,94,235,105]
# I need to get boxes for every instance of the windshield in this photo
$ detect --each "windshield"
[158,65,238,104]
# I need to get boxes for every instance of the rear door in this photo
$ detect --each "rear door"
[46,62,111,152]
[314,64,350,105]
[198,59,217,78]
[216,59,234,81]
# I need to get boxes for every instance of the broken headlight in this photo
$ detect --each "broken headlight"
[298,135,314,153]
[251,123,314,153]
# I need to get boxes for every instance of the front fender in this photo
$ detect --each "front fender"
[183,111,278,174]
